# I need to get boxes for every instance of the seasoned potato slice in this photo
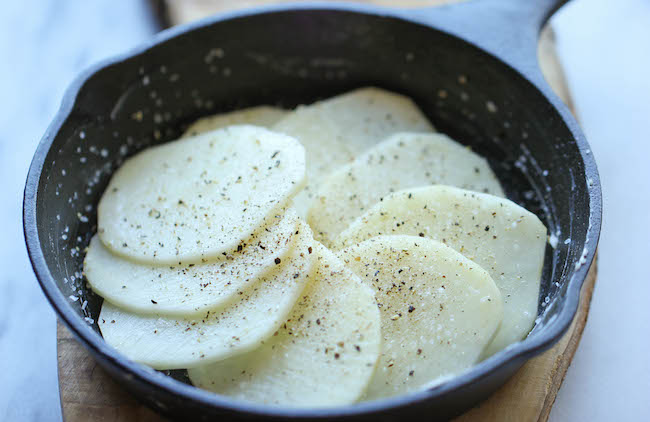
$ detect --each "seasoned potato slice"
[188,244,381,408]
[97,125,305,264]
[308,132,504,245]
[338,235,503,400]
[85,210,299,317]
[337,186,547,357]
[273,87,434,216]
[98,221,315,370]
[182,106,286,137]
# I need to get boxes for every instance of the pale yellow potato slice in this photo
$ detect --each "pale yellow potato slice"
[337,186,547,357]
[97,125,305,264]
[98,221,315,370]
[273,107,355,216]
[85,210,299,317]
[308,132,504,246]
[273,87,434,216]
[338,235,503,400]
[310,87,435,155]
[188,244,381,408]
[182,106,286,137]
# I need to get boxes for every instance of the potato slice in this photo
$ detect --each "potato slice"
[338,235,503,400]
[182,106,286,137]
[97,125,305,264]
[273,87,434,216]
[273,108,355,216]
[188,244,381,408]
[337,186,547,357]
[309,87,435,155]
[85,210,298,317]
[98,221,315,369]
[308,132,504,246]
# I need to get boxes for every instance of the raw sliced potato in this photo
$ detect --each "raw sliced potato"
[182,106,286,137]
[273,87,434,216]
[88,87,549,401]
[336,186,547,357]
[338,235,503,400]
[97,125,306,264]
[308,132,505,246]
[188,244,381,408]
[85,209,299,317]
[98,221,315,370]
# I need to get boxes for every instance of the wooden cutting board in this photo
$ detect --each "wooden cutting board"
[57,1,592,421]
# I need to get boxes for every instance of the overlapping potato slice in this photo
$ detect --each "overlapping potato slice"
[337,186,547,357]
[85,210,299,317]
[182,106,286,137]
[306,87,435,155]
[97,125,306,264]
[98,221,315,370]
[273,87,434,215]
[308,132,504,246]
[188,244,381,408]
[338,235,503,400]
[272,109,353,217]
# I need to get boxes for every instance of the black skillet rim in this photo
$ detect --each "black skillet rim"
[23,2,602,418]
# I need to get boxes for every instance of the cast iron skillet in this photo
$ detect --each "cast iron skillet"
[24,0,601,420]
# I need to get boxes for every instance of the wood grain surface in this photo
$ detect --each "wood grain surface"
[58,1,590,421]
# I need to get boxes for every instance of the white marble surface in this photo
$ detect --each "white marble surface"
[1,0,648,421]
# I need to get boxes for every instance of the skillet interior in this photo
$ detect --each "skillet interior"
[26,6,598,421]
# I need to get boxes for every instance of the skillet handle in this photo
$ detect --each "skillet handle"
[407,0,568,88]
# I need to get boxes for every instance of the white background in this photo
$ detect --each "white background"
[0,0,648,420]
[551,0,650,420]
